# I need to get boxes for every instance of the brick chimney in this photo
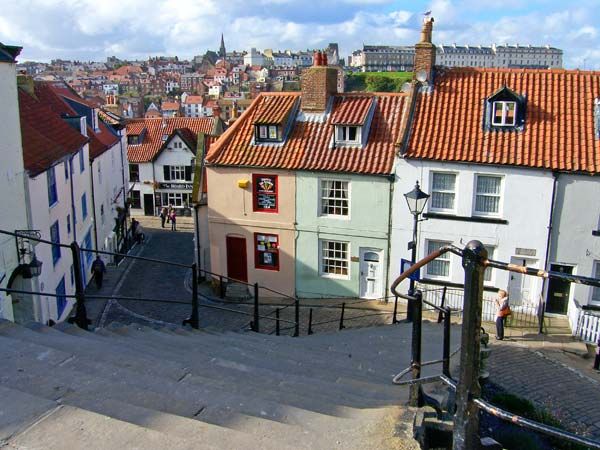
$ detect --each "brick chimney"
[413,17,435,83]
[301,51,338,113]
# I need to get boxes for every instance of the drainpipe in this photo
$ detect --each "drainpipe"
[89,158,99,253]
[118,129,128,253]
[69,153,78,243]
[384,172,395,302]
[539,171,559,333]
[194,204,201,275]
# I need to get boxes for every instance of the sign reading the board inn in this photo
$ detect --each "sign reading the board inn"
[158,182,194,190]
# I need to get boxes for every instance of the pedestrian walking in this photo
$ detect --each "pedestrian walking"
[91,255,106,290]
[160,207,167,228]
[494,289,511,340]
[170,209,177,231]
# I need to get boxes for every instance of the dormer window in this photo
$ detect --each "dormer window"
[484,86,526,132]
[492,101,516,126]
[128,135,141,145]
[255,124,281,142]
[335,125,360,145]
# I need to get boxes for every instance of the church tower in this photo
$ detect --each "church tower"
[219,33,226,59]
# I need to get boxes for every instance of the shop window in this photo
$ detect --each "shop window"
[254,233,279,271]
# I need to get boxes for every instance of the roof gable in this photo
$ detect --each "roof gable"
[206,92,406,176]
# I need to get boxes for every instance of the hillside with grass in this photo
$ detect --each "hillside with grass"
[345,72,413,93]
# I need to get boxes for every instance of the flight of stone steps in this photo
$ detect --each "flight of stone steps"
[0,319,459,449]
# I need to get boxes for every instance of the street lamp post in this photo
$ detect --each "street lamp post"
[403,181,430,322]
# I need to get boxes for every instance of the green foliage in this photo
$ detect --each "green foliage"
[345,71,413,93]
[490,393,537,418]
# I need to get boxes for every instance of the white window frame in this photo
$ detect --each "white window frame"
[169,165,186,181]
[335,125,361,145]
[320,179,350,218]
[426,240,452,279]
[319,239,350,279]
[162,192,189,207]
[492,101,516,126]
[473,174,503,217]
[591,261,600,304]
[429,172,457,213]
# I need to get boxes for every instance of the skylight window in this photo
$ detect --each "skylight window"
[492,101,516,126]
[335,125,360,145]
[255,124,281,142]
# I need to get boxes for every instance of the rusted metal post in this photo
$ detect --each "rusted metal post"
[294,297,300,337]
[308,308,313,335]
[443,307,451,377]
[409,290,423,406]
[70,242,89,330]
[453,241,487,450]
[393,295,398,324]
[339,303,346,330]
[253,282,260,333]
[276,308,280,336]
[438,286,447,323]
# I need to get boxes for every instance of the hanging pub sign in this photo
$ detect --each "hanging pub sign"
[253,174,278,212]
[255,233,279,270]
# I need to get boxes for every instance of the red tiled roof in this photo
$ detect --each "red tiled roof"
[126,117,217,163]
[39,81,119,160]
[161,101,180,111]
[206,92,406,176]
[184,95,203,104]
[18,89,88,177]
[405,68,600,174]
[254,95,298,125]
[330,96,374,125]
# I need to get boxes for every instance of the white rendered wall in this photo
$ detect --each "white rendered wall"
[391,159,554,304]
[0,61,29,321]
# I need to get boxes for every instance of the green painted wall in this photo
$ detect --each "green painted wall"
[295,171,391,298]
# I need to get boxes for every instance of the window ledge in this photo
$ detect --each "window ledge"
[423,212,508,225]
[592,230,600,236]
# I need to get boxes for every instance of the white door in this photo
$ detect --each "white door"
[507,257,538,306]
[359,248,383,299]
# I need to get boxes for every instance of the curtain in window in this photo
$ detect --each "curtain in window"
[476,176,501,213]
[431,173,455,209]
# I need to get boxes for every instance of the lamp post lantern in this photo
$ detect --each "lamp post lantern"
[403,181,430,322]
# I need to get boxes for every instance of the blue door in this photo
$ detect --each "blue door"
[56,277,67,319]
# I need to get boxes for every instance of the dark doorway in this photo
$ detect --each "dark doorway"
[546,264,573,314]
[143,194,154,216]
[226,236,248,282]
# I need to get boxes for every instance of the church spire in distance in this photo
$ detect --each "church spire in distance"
[219,33,226,59]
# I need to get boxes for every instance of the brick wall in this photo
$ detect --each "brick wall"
[301,66,338,112]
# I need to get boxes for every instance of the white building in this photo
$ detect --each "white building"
[102,83,119,96]
[0,44,29,322]
[126,117,224,217]
[16,80,93,324]
[391,20,600,335]
[244,48,265,67]
[182,95,204,118]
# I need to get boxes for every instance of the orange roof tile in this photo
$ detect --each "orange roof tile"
[206,92,406,176]
[126,117,217,163]
[405,68,600,174]
[161,101,180,111]
[330,95,374,125]
[253,95,298,125]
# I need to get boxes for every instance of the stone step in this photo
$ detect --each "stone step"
[0,338,402,449]
[102,324,402,407]
[5,404,209,450]
[0,385,58,442]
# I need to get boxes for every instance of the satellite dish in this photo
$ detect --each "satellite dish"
[401,82,411,93]
[416,69,428,82]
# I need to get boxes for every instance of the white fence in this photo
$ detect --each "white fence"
[575,309,600,344]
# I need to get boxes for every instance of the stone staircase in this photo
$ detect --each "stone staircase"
[0,319,459,449]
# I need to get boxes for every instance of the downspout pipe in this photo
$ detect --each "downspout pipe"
[539,171,559,333]
[118,129,128,252]
[69,153,78,243]
[89,158,99,253]
[385,172,395,302]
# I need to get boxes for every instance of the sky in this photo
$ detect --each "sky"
[1,0,599,69]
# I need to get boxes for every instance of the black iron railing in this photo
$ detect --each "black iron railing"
[391,241,600,450]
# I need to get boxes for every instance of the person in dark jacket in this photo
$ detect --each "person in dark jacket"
[91,255,106,289]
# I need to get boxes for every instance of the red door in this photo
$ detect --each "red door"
[226,236,248,282]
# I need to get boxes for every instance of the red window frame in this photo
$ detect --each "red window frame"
[252,174,278,213]
[254,233,280,271]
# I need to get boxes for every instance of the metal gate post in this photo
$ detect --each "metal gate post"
[453,241,487,450]
[253,282,259,333]
[409,290,423,407]
[70,242,89,330]
[294,297,300,337]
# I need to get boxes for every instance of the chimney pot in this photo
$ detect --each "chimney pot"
[323,52,328,66]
